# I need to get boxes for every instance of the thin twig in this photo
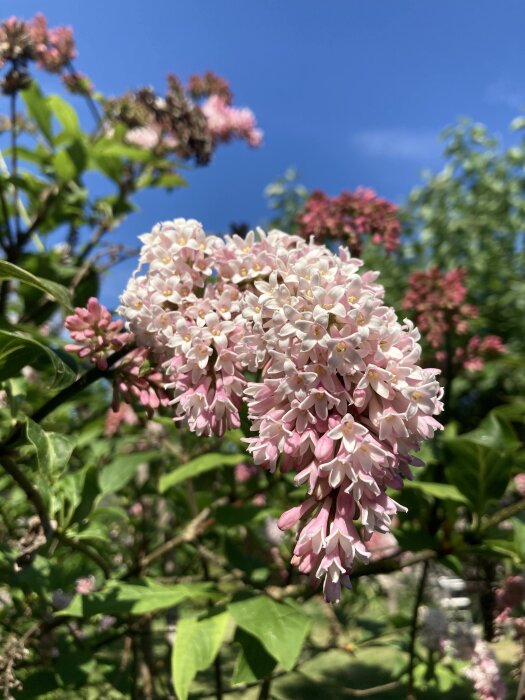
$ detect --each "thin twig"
[481,498,525,531]
[214,653,224,700]
[264,549,438,602]
[257,677,271,700]
[124,504,223,579]
[0,461,110,577]
[0,180,13,249]
[407,560,430,700]
[55,530,111,578]
[0,455,53,539]
[66,61,102,129]
[10,91,19,239]
[516,652,525,700]
[31,348,129,424]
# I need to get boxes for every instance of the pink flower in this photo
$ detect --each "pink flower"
[402,267,505,371]
[464,640,506,700]
[119,218,444,602]
[297,188,401,255]
[104,403,139,437]
[65,297,129,370]
[65,298,168,416]
[514,473,525,497]
[75,576,95,596]
[201,95,263,148]
[234,462,258,483]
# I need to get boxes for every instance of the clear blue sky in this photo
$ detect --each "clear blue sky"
[5,1,525,303]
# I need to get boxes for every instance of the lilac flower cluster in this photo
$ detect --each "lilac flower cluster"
[118,218,444,602]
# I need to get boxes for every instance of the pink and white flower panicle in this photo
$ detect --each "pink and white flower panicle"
[118,218,444,602]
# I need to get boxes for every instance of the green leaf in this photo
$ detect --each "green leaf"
[53,150,77,183]
[0,329,75,388]
[231,629,277,685]
[465,412,521,452]
[57,581,215,618]
[171,612,230,700]
[403,481,469,504]
[98,451,158,494]
[91,139,152,164]
[215,504,264,526]
[48,95,81,138]
[26,419,75,481]
[227,596,310,671]
[159,452,246,492]
[444,436,514,515]
[483,539,524,565]
[155,172,187,189]
[0,260,72,310]
[22,83,53,144]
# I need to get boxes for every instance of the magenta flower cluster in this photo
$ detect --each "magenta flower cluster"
[402,266,505,372]
[297,187,401,255]
[118,219,443,602]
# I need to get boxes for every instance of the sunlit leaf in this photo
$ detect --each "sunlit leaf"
[0,329,75,388]
[171,612,230,700]
[159,452,246,492]
[228,596,310,671]
[0,260,72,310]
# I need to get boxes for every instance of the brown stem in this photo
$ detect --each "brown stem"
[124,504,219,579]
[66,60,102,130]
[257,677,271,700]
[407,560,430,700]
[214,653,224,700]
[1,347,130,447]
[0,181,14,249]
[2,344,133,449]
[516,649,525,700]
[0,459,109,576]
[481,498,525,531]
[0,455,52,539]
[55,530,111,579]
[10,91,19,239]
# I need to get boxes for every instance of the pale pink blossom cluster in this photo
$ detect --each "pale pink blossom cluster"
[75,576,95,596]
[119,219,246,435]
[104,75,262,167]
[119,218,443,602]
[464,640,506,700]
[495,575,525,631]
[0,14,76,73]
[201,94,263,147]
[514,473,525,497]
[104,403,139,437]
[29,13,76,73]
[65,297,167,414]
[460,335,506,372]
[65,297,128,370]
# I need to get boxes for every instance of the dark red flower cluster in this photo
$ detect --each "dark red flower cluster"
[297,187,401,255]
[402,267,505,371]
